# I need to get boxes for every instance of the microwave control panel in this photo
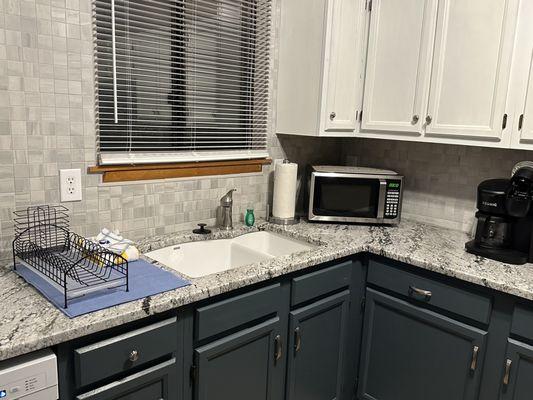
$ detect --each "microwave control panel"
[384,180,402,219]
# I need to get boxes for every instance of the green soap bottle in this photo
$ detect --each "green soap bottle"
[245,209,255,227]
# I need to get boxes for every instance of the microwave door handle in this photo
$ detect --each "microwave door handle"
[377,180,387,219]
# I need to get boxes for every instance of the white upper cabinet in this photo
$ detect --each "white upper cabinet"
[425,0,519,144]
[276,0,365,137]
[362,0,437,135]
[510,0,533,149]
[323,0,364,133]
[519,60,533,142]
[275,0,531,150]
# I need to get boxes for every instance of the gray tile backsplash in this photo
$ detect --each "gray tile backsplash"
[342,139,532,232]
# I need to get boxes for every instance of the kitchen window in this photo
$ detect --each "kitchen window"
[92,0,271,178]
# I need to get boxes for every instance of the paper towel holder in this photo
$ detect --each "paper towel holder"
[267,159,300,226]
[266,204,300,225]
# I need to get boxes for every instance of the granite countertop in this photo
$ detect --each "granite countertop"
[2,219,533,361]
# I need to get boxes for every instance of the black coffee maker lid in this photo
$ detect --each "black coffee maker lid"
[477,179,510,216]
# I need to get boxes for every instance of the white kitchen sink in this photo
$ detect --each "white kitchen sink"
[145,231,315,278]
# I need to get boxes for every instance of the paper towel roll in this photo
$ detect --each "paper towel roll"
[273,161,298,219]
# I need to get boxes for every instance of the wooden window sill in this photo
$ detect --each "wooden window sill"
[88,158,272,183]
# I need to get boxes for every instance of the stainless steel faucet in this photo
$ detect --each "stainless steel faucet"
[219,189,236,230]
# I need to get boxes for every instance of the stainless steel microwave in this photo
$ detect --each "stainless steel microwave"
[308,166,404,224]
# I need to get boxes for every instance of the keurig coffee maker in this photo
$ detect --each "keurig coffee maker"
[466,162,533,265]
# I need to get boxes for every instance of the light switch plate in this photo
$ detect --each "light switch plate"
[59,169,82,202]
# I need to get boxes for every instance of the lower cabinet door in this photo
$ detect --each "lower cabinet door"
[358,289,487,400]
[76,359,177,400]
[286,290,350,400]
[500,339,533,400]
[194,317,285,400]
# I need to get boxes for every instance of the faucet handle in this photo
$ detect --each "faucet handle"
[220,188,237,206]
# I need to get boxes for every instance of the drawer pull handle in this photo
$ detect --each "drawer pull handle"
[503,359,512,386]
[294,327,302,353]
[470,345,479,372]
[408,285,432,301]
[274,335,283,363]
[129,350,139,362]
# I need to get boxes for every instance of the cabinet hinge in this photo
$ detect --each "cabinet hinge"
[189,365,198,386]
[360,297,366,313]
[502,113,508,130]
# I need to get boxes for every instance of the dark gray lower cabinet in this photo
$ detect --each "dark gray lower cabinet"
[358,288,487,400]
[286,290,350,400]
[194,317,285,400]
[76,359,177,400]
[500,339,533,399]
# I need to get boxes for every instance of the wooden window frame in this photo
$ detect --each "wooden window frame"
[88,158,271,183]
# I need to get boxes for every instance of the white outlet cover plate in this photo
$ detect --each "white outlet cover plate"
[59,169,82,202]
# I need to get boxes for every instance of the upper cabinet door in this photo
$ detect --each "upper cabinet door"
[519,58,533,141]
[323,0,364,134]
[361,0,437,134]
[425,0,519,142]
[510,0,533,148]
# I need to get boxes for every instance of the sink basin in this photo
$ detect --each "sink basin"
[145,231,315,278]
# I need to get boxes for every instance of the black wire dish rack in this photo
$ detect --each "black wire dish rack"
[13,205,129,308]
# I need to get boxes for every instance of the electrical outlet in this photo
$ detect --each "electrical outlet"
[59,169,82,202]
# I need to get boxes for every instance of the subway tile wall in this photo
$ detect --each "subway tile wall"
[342,138,532,232]
[0,0,339,263]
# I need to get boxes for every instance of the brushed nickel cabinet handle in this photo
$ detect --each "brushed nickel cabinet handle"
[330,112,336,120]
[470,346,479,372]
[425,115,432,125]
[129,349,139,362]
[294,327,301,353]
[408,285,432,301]
[519,114,524,131]
[274,335,282,362]
[503,359,512,386]
[412,115,419,124]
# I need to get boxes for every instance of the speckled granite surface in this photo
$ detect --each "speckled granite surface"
[2,219,533,361]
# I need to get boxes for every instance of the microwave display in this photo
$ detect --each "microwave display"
[312,177,381,218]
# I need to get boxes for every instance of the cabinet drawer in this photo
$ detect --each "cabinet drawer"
[74,317,178,388]
[76,358,177,400]
[368,259,491,324]
[291,260,352,306]
[196,283,282,341]
[511,304,533,341]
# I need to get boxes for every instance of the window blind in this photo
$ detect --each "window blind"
[93,0,271,165]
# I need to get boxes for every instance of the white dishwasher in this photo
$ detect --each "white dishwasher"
[0,349,58,400]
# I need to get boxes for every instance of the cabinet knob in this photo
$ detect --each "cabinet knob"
[412,115,419,124]
[129,349,139,362]
[425,115,432,125]
[329,112,336,121]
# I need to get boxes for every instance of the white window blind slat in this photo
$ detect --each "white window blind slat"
[93,0,271,164]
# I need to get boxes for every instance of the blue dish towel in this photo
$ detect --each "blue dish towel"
[14,259,190,318]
